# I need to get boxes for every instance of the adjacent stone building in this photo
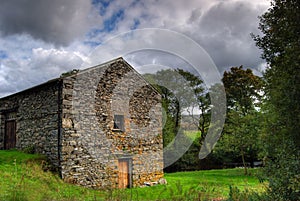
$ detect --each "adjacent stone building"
[0,57,164,188]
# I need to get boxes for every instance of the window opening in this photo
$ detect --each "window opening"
[113,115,124,132]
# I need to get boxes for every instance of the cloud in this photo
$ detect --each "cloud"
[0,0,94,46]
[178,1,268,71]
[0,45,87,97]
[0,0,271,98]
[86,28,221,88]
[87,0,268,73]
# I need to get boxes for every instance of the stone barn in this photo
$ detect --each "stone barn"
[0,57,164,188]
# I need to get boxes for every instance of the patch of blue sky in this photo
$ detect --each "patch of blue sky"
[130,19,140,30]
[83,41,101,47]
[92,0,110,6]
[0,50,8,59]
[103,9,124,32]
[87,28,103,39]
[92,0,111,16]
[87,8,124,40]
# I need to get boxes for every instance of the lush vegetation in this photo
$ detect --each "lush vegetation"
[251,0,300,200]
[144,1,300,200]
[144,63,264,173]
[0,150,265,201]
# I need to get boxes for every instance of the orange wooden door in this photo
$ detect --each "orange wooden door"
[4,120,16,149]
[118,159,130,188]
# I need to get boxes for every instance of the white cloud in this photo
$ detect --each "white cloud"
[88,0,269,71]
[0,0,271,97]
[0,44,88,97]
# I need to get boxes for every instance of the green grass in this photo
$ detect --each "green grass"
[184,130,201,138]
[0,150,266,201]
[0,150,99,201]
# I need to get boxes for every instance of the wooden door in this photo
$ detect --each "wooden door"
[4,120,16,149]
[118,159,131,188]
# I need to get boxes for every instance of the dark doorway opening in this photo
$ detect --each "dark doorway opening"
[4,120,16,149]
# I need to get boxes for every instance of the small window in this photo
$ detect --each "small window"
[113,115,124,132]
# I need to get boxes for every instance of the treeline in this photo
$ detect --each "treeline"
[144,66,263,173]
[144,0,299,200]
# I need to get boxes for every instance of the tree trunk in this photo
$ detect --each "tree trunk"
[241,149,248,175]
[174,100,181,134]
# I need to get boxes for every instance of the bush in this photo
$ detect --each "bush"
[227,185,269,201]
[264,149,300,201]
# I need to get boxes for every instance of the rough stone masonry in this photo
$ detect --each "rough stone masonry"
[0,57,164,189]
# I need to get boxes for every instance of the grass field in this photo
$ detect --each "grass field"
[0,150,266,201]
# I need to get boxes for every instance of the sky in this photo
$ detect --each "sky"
[0,0,270,98]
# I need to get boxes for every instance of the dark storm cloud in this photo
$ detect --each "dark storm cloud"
[0,0,92,46]
[186,1,267,71]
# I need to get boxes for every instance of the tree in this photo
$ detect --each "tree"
[158,85,180,147]
[144,68,211,171]
[215,109,262,175]
[252,0,300,199]
[144,69,198,147]
[144,69,209,144]
[144,74,178,147]
[222,66,263,115]
[216,66,263,174]
[175,69,211,144]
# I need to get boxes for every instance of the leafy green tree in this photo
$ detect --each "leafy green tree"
[144,69,209,144]
[252,0,300,199]
[222,66,263,115]
[175,69,211,144]
[158,85,180,147]
[144,69,197,147]
[216,109,262,175]
[215,66,263,174]
[144,68,211,171]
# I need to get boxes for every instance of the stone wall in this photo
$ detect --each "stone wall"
[0,58,164,189]
[0,81,61,168]
[60,58,164,188]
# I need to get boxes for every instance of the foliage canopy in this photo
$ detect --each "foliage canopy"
[252,0,300,199]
